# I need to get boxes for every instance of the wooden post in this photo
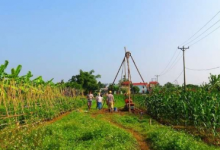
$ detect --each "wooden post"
[125,48,131,113]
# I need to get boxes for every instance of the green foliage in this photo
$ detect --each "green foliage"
[1,112,138,150]
[209,74,220,91]
[67,69,101,94]
[186,84,199,89]
[163,82,175,89]
[112,114,219,150]
[0,60,9,80]
[146,77,220,135]
[0,60,79,130]
[132,86,140,94]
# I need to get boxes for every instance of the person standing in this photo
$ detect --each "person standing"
[107,91,114,112]
[96,93,103,110]
[87,91,94,110]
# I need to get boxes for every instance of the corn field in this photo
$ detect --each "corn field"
[146,84,220,135]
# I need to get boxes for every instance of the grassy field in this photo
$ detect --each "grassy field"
[0,111,138,150]
[110,114,220,150]
[1,94,220,150]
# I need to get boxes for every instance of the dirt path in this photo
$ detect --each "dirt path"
[33,109,150,150]
[91,109,150,150]
[33,111,71,130]
[45,111,71,125]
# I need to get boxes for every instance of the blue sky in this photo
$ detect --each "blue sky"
[0,0,220,85]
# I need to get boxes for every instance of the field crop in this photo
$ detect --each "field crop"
[111,114,220,150]
[146,87,220,133]
[0,60,82,129]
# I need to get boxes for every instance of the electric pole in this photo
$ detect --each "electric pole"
[155,75,160,83]
[178,46,189,91]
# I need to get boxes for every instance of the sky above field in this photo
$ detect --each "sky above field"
[0,0,220,85]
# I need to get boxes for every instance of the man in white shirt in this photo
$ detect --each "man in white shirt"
[96,93,103,110]
[87,91,94,110]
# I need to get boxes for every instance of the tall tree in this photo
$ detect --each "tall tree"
[68,69,101,94]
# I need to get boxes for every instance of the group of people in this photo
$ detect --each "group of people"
[87,91,115,112]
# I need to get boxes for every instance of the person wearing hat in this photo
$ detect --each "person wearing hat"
[107,91,114,112]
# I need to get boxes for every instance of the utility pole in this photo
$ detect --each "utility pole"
[155,75,160,83]
[178,46,189,91]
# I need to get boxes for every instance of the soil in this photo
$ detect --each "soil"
[44,111,71,125]
[35,108,150,150]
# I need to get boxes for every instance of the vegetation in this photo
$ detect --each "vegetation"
[0,60,81,129]
[146,74,220,138]
[111,114,220,150]
[66,69,102,94]
[0,112,138,150]
[132,86,140,94]
[2,59,220,149]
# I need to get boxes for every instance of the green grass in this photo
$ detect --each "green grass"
[111,114,220,150]
[0,111,138,150]
[2,95,220,150]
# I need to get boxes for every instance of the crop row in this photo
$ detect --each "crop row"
[0,60,83,130]
[146,87,220,134]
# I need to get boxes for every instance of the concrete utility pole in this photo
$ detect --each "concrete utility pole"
[155,75,160,83]
[178,46,189,91]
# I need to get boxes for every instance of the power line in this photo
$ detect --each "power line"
[159,49,179,75]
[160,52,182,76]
[189,24,220,47]
[173,70,183,82]
[159,11,220,81]
[185,19,220,46]
[186,66,220,71]
[181,11,220,46]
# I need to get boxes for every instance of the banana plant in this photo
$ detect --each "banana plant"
[32,76,45,85]
[0,60,9,80]
[6,65,22,79]
[45,78,54,86]
[20,71,33,83]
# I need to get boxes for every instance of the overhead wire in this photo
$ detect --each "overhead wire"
[159,49,179,75]
[189,25,220,47]
[160,52,182,76]
[186,66,220,71]
[185,19,220,46]
[157,11,220,83]
[173,70,183,82]
[181,11,220,46]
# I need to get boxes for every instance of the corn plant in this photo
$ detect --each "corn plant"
[146,81,220,135]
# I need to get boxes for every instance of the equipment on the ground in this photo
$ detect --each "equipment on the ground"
[112,48,147,113]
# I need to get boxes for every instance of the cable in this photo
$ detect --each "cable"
[185,19,220,46]
[159,49,179,75]
[186,66,220,71]
[189,25,220,47]
[173,70,183,82]
[181,11,220,46]
[160,52,182,76]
